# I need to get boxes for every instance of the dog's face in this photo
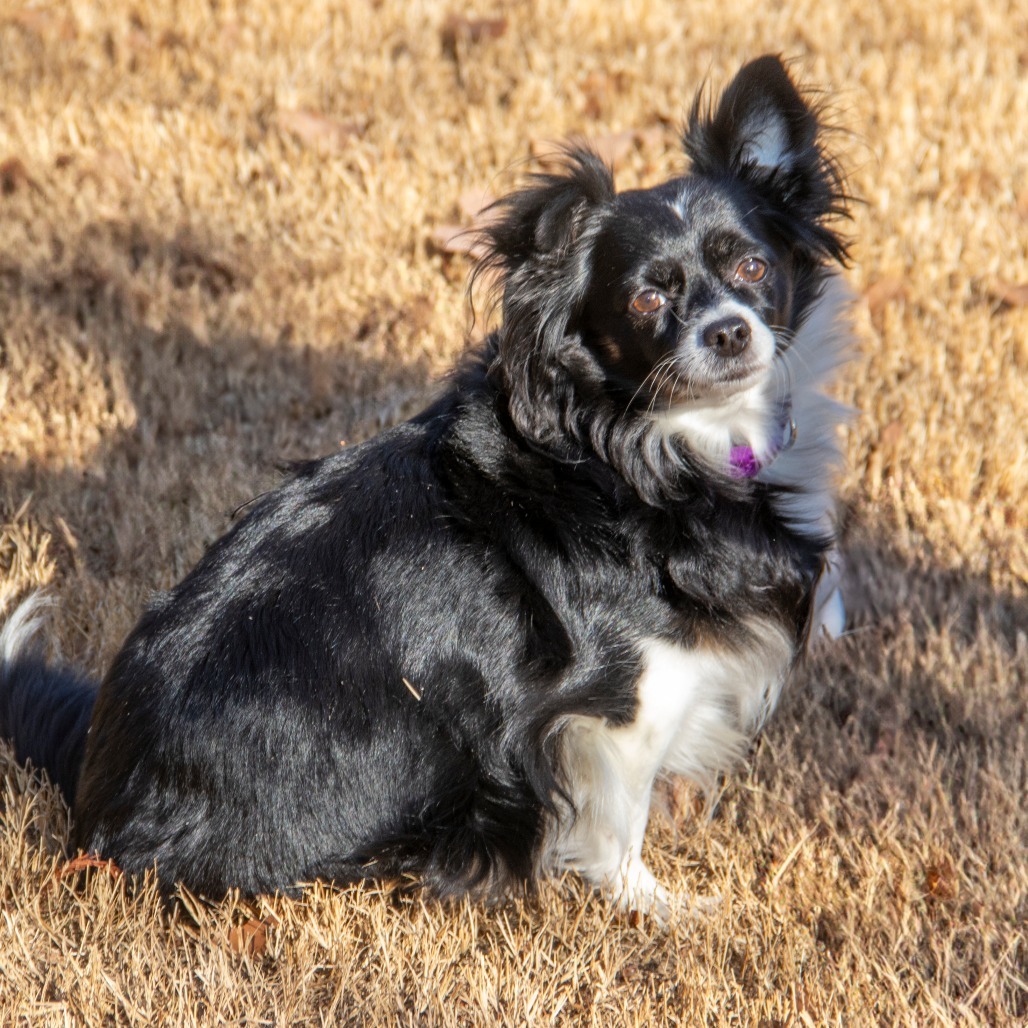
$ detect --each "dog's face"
[481,56,848,457]
[581,179,791,408]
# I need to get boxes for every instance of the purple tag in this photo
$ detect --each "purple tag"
[729,445,760,479]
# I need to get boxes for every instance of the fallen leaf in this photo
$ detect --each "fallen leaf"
[0,157,32,196]
[923,857,957,902]
[864,277,907,314]
[459,188,498,225]
[586,130,637,168]
[441,14,508,49]
[530,127,657,170]
[7,8,77,41]
[277,109,362,153]
[1017,186,1028,220]
[985,279,1028,308]
[56,855,123,880]
[159,29,187,49]
[634,126,665,152]
[878,419,904,450]
[431,189,504,263]
[430,224,488,260]
[576,72,636,119]
[228,918,268,957]
[956,169,999,199]
[94,148,134,186]
[124,26,152,52]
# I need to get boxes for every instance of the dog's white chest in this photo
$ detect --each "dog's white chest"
[627,628,794,789]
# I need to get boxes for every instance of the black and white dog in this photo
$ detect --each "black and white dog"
[0,56,849,919]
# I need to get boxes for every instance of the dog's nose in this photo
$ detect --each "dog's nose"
[702,316,751,358]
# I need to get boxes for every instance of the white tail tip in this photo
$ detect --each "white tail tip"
[0,593,53,666]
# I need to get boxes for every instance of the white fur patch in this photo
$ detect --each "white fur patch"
[809,549,846,645]
[757,275,854,540]
[658,380,772,467]
[0,592,51,666]
[546,623,793,916]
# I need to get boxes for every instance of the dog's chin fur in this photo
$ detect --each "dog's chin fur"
[0,56,852,919]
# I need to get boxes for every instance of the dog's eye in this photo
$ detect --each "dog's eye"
[735,257,768,283]
[630,289,666,314]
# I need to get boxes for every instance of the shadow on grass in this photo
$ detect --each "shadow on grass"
[0,216,441,583]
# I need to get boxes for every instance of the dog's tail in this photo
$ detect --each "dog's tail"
[0,593,98,801]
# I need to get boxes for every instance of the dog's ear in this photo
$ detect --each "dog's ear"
[685,56,817,177]
[477,148,614,279]
[684,56,848,261]
[475,151,615,451]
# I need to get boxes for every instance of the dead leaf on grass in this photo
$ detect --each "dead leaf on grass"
[530,128,659,170]
[924,857,958,903]
[441,14,508,49]
[7,7,77,41]
[228,918,269,957]
[1016,186,1028,219]
[864,277,907,314]
[430,224,488,260]
[459,188,499,225]
[93,148,134,186]
[277,109,363,153]
[634,126,665,152]
[586,131,637,167]
[877,419,904,452]
[956,169,999,199]
[56,855,124,880]
[431,193,499,263]
[578,71,635,119]
[0,157,34,196]
[985,279,1028,308]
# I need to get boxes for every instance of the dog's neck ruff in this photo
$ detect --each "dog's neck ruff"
[728,398,797,479]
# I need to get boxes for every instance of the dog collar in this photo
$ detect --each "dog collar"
[728,400,797,479]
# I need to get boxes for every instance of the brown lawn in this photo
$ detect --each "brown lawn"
[1,0,1026,1024]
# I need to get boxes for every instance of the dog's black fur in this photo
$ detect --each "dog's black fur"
[0,56,849,902]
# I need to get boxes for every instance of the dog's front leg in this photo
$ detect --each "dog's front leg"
[551,641,736,923]
[551,717,671,921]
[600,794,672,922]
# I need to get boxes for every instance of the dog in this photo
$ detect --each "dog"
[0,55,850,919]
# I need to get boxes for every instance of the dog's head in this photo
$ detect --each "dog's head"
[478,56,848,488]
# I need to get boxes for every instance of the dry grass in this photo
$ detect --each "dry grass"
[1,0,1026,1024]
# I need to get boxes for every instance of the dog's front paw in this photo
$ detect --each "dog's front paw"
[605,858,673,924]
[604,859,723,928]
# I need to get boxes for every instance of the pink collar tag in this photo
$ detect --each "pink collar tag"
[728,401,797,479]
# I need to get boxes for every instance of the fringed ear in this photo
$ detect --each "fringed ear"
[684,55,849,263]
[476,148,615,281]
[474,149,615,450]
